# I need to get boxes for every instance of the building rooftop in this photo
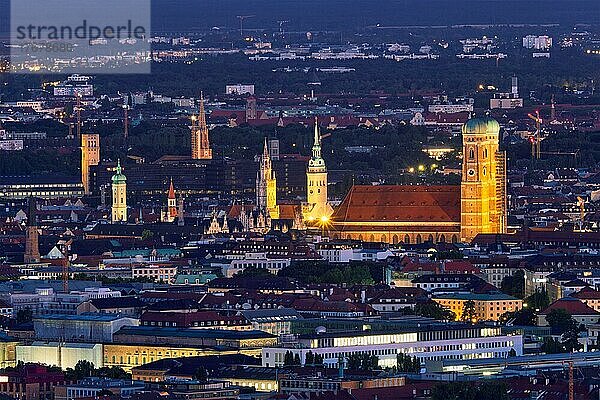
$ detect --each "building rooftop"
[331,185,460,224]
[115,326,275,340]
[34,313,134,322]
[431,292,520,301]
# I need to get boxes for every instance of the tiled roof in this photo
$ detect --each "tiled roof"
[332,185,460,224]
[572,287,600,300]
[540,297,600,316]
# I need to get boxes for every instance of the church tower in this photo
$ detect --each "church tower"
[460,116,507,243]
[81,133,100,195]
[111,160,128,223]
[256,138,279,219]
[24,197,40,264]
[305,117,333,222]
[191,93,213,160]
[166,178,177,222]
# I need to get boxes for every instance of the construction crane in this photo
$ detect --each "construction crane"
[236,15,255,38]
[123,104,130,139]
[527,110,542,160]
[568,360,574,400]
[577,196,585,231]
[277,20,289,36]
[75,93,82,140]
[62,240,71,293]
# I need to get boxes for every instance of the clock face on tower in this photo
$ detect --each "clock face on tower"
[467,169,476,177]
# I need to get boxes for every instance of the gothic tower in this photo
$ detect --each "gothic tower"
[111,160,128,223]
[81,133,100,195]
[460,116,507,243]
[256,138,279,219]
[191,93,213,160]
[305,117,333,222]
[23,197,40,264]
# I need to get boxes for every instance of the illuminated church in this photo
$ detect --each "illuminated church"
[329,116,507,244]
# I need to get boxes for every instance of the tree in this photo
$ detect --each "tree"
[16,308,33,324]
[66,360,95,380]
[96,366,130,380]
[499,308,536,326]
[314,353,324,366]
[347,353,379,371]
[561,323,585,353]
[541,337,566,354]
[414,301,456,321]
[141,229,154,241]
[500,270,525,299]
[193,367,208,382]
[525,290,550,311]
[460,300,477,323]
[235,266,272,278]
[347,354,362,370]
[283,351,294,366]
[432,381,509,400]
[396,353,420,373]
[545,309,575,335]
[305,351,314,366]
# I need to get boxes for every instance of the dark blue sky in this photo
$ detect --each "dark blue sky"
[151,0,600,31]
[1,1,599,35]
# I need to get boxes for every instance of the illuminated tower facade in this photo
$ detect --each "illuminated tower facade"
[191,93,213,160]
[81,133,100,195]
[166,179,177,222]
[24,197,40,264]
[305,117,333,222]
[256,138,279,219]
[111,160,128,223]
[460,116,507,243]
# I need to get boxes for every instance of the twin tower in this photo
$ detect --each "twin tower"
[257,117,333,223]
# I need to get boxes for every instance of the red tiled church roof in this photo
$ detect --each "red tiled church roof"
[331,185,461,224]
[572,286,600,300]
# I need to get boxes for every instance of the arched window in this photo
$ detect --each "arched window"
[416,234,422,244]
[404,234,410,244]
[469,148,475,159]
[484,148,488,158]
[392,235,399,245]
[369,234,375,242]
[380,234,387,243]
[428,234,434,243]
[439,234,446,243]
[451,234,458,243]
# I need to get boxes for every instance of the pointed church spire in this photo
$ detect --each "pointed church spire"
[308,117,325,170]
[168,178,176,200]
[263,136,270,159]
[312,116,321,160]
[198,91,206,129]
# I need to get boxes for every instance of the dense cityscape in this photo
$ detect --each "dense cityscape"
[1,1,600,399]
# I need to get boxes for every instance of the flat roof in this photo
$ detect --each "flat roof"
[34,313,133,322]
[432,293,519,301]
[115,326,275,340]
[437,352,600,369]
